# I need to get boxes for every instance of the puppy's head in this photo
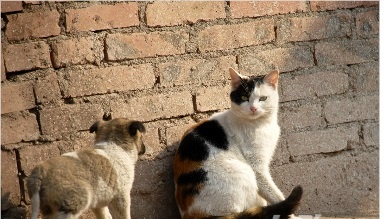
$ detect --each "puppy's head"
[90,118,146,155]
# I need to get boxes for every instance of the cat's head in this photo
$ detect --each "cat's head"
[229,68,279,120]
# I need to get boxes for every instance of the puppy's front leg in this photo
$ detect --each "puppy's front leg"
[109,195,131,219]
[92,207,112,219]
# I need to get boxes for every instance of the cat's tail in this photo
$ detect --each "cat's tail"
[211,185,303,219]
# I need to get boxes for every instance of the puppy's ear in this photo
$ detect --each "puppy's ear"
[128,121,146,136]
[90,121,100,133]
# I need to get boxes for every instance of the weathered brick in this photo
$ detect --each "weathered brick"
[52,36,103,68]
[350,61,379,93]
[18,144,61,176]
[272,152,378,215]
[2,55,6,82]
[230,1,306,18]
[195,85,231,112]
[287,124,359,156]
[315,39,379,66]
[1,111,39,145]
[324,95,379,124]
[363,122,379,147]
[111,91,194,122]
[1,150,20,210]
[146,2,226,27]
[239,46,314,74]
[277,12,352,42]
[280,70,349,102]
[6,10,60,41]
[159,56,236,86]
[166,123,195,147]
[310,1,378,12]
[197,19,274,52]
[356,9,379,37]
[66,3,139,32]
[1,1,23,13]
[280,103,323,131]
[39,104,103,138]
[140,126,162,159]
[35,70,61,104]
[1,82,35,114]
[4,41,52,72]
[106,31,188,60]
[58,64,155,98]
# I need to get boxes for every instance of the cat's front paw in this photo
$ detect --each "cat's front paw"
[289,214,301,219]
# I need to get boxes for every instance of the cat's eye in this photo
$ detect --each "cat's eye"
[259,96,267,101]
[241,96,248,101]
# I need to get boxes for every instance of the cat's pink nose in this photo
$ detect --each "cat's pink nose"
[250,106,257,113]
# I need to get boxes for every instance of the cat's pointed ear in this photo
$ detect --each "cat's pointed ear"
[264,70,279,88]
[229,68,242,89]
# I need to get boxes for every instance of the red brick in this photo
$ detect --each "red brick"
[280,70,349,102]
[324,95,379,124]
[195,85,231,112]
[350,61,379,93]
[52,36,103,68]
[287,124,359,156]
[230,1,306,18]
[1,1,23,13]
[35,70,61,104]
[4,41,51,72]
[278,12,352,42]
[198,19,274,52]
[106,31,188,60]
[39,104,103,138]
[280,103,323,131]
[239,46,314,74]
[111,91,194,122]
[65,3,139,32]
[146,2,226,27]
[6,10,60,41]
[310,1,378,11]
[58,64,155,97]
[1,150,20,210]
[159,56,236,86]
[356,9,379,37]
[315,39,379,66]
[1,82,35,114]
[1,111,39,145]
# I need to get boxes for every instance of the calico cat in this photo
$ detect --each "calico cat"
[174,68,302,219]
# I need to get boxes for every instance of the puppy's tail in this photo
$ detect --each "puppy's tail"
[27,167,43,219]
[209,186,303,219]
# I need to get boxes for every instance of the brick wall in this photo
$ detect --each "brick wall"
[1,1,379,218]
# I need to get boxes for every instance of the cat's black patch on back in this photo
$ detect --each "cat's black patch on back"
[177,120,228,161]
[194,120,229,150]
[230,76,264,105]
[178,132,210,161]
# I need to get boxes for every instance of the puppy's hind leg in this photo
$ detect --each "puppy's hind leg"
[108,195,131,219]
[56,211,83,219]
[92,207,112,219]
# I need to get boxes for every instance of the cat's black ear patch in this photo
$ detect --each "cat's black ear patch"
[128,121,146,136]
[90,121,100,133]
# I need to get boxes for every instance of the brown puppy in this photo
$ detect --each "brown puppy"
[27,118,146,219]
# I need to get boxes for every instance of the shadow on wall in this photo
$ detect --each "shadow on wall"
[131,141,181,219]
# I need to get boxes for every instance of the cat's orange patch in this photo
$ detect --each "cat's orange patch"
[174,154,204,211]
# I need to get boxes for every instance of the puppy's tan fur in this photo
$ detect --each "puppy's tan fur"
[27,118,146,219]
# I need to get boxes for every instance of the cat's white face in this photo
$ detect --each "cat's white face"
[229,68,279,120]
